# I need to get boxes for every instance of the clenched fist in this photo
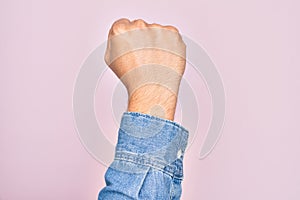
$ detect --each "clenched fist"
[105,18,186,120]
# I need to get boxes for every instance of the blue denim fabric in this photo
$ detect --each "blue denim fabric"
[98,112,189,200]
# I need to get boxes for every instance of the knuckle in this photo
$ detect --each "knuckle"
[111,18,130,34]
[149,23,162,28]
[164,25,179,33]
[133,19,147,27]
[112,18,130,25]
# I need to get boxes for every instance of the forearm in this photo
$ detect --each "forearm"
[99,112,188,200]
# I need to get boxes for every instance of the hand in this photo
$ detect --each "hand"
[105,18,186,120]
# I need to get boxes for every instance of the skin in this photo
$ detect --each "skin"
[105,18,186,120]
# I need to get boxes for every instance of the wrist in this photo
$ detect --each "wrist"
[127,84,178,120]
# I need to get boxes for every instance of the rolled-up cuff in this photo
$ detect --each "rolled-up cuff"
[114,112,189,178]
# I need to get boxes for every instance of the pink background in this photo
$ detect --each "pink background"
[1,0,300,199]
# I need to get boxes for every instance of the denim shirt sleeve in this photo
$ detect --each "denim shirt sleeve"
[98,112,189,200]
